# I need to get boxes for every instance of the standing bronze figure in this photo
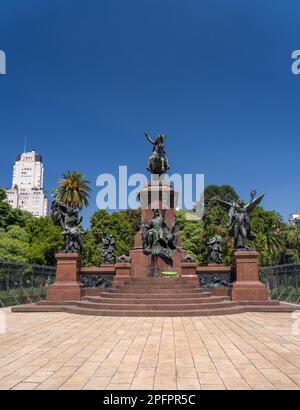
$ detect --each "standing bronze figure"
[207,235,223,264]
[142,209,178,260]
[101,234,116,264]
[51,199,84,253]
[216,190,265,250]
[144,132,170,176]
[142,209,179,276]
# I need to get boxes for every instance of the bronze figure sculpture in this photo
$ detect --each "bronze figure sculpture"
[51,198,84,253]
[144,131,170,176]
[101,234,116,264]
[142,209,178,260]
[207,235,223,264]
[142,209,179,276]
[216,190,265,250]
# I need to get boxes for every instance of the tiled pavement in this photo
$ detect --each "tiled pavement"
[0,308,300,390]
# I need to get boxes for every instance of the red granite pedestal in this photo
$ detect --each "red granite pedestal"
[46,253,83,302]
[114,261,132,286]
[128,180,189,278]
[231,251,269,302]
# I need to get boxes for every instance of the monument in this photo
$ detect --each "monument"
[216,191,269,301]
[46,198,85,301]
[12,132,299,316]
[120,131,198,284]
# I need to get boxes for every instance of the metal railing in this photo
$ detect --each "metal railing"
[0,260,56,307]
[260,263,300,304]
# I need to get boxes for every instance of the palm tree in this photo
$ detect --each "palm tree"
[54,171,91,209]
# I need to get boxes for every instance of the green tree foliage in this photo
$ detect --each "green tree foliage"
[0,190,63,265]
[284,224,300,263]
[0,225,29,262]
[120,208,141,248]
[83,231,102,267]
[83,210,133,266]
[24,217,64,265]
[175,210,205,264]
[0,188,6,201]
[204,184,239,206]
[0,188,33,229]
[54,171,91,209]
[249,207,286,266]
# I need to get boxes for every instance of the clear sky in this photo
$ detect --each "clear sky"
[0,0,299,226]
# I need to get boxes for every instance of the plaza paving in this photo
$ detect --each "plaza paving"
[0,308,300,390]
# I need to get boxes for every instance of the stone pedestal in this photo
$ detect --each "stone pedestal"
[231,251,268,302]
[114,262,132,285]
[181,261,198,286]
[46,253,83,302]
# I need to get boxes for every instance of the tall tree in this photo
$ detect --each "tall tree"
[24,217,64,265]
[175,210,205,264]
[0,226,29,262]
[54,171,91,209]
[120,208,141,249]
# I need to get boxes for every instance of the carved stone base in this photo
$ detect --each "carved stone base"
[231,251,268,302]
[114,261,132,286]
[129,247,183,278]
[46,253,83,302]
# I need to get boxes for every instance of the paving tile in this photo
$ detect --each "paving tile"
[177,367,198,379]
[288,373,300,386]
[23,370,53,383]
[110,371,135,384]
[83,376,111,390]
[201,384,226,390]
[135,368,156,378]
[1,310,300,390]
[36,376,68,390]
[106,383,131,390]
[197,372,223,385]
[177,378,201,390]
[130,377,154,390]
[12,382,39,390]
[223,379,251,390]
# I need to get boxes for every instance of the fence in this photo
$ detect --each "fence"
[0,260,56,307]
[1,260,299,307]
[260,263,300,304]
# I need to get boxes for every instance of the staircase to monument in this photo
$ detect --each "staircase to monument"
[13,276,298,317]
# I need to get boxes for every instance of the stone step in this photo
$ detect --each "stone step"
[12,304,247,316]
[243,302,300,312]
[237,301,280,306]
[121,278,197,284]
[86,291,213,299]
[115,284,198,290]
[82,295,230,304]
[75,300,236,311]
[115,288,209,294]
[83,288,210,296]
[12,302,300,316]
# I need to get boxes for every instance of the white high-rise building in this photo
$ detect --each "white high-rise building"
[288,212,300,225]
[6,151,48,217]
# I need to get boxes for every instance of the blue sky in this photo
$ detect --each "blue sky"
[0,0,299,225]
